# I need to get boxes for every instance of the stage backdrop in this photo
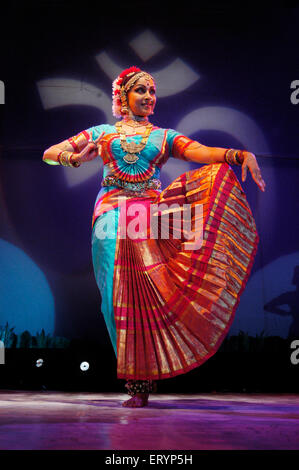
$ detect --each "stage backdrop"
[0,4,298,352]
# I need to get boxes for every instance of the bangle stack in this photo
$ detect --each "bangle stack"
[224,149,244,166]
[58,151,81,168]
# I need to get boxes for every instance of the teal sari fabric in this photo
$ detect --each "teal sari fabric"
[91,201,120,357]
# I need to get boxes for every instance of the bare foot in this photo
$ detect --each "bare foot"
[122,393,149,407]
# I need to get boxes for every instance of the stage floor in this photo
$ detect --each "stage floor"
[0,390,298,450]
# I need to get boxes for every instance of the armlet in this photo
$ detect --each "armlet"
[172,136,196,160]
[68,130,90,152]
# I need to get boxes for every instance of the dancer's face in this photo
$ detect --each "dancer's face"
[127,76,156,117]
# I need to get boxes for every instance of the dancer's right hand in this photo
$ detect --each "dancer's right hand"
[73,136,102,164]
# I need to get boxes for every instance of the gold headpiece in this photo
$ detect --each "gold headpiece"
[123,72,153,93]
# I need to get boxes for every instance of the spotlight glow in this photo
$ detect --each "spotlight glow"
[35,359,44,368]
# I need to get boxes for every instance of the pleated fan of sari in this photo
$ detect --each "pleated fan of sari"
[113,163,259,380]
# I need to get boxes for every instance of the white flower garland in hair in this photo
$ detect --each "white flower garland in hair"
[112,66,142,118]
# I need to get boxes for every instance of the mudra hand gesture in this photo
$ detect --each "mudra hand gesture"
[241,151,266,192]
[72,135,102,164]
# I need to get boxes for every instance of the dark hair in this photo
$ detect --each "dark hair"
[121,71,143,89]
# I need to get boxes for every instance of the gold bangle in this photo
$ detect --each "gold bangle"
[224,148,243,166]
[224,149,236,165]
[235,150,244,165]
[59,151,71,166]
[57,151,63,164]
[59,151,81,167]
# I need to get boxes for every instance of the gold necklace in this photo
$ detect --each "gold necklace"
[115,121,153,164]
[122,119,149,128]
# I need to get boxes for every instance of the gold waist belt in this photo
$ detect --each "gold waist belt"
[101,175,162,192]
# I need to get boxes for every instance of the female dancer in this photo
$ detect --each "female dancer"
[43,66,266,407]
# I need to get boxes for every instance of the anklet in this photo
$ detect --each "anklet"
[125,379,154,396]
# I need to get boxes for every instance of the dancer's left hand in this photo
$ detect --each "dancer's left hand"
[241,152,266,192]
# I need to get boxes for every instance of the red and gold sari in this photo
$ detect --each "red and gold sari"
[72,124,258,381]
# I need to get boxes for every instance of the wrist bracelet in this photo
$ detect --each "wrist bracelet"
[57,151,63,164]
[224,148,244,166]
[235,150,244,165]
[58,151,71,167]
[58,151,81,168]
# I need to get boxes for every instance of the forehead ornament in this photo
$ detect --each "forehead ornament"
[123,72,153,93]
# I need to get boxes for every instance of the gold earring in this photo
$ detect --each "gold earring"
[121,92,129,115]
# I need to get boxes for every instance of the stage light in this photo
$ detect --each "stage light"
[80,361,89,371]
[0,239,55,336]
[35,359,44,368]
